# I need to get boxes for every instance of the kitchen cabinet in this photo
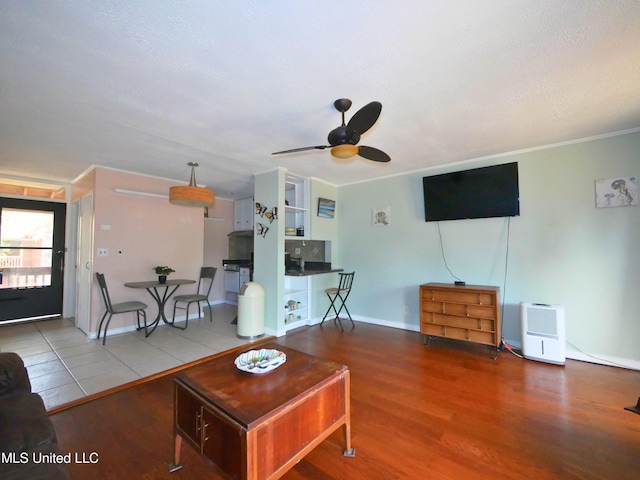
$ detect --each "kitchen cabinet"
[224,266,251,305]
[224,271,240,294]
[239,266,250,288]
[224,270,240,305]
[234,197,254,231]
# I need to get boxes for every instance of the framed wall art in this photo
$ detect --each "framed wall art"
[317,197,336,218]
[595,176,638,208]
[372,207,390,227]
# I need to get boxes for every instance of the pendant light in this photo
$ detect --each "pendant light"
[169,162,214,207]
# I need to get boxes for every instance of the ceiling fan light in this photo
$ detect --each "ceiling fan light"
[169,162,214,207]
[331,144,358,159]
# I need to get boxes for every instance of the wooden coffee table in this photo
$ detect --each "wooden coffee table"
[170,343,354,480]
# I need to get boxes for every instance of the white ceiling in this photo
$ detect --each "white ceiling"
[1,1,639,200]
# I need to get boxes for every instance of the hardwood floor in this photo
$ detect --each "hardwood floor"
[49,322,640,480]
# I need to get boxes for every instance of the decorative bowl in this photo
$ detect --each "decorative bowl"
[234,348,286,374]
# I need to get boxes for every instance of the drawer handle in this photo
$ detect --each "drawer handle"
[203,422,210,442]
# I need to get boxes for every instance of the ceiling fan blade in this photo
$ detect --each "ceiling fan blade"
[272,145,329,155]
[347,101,382,135]
[358,146,390,163]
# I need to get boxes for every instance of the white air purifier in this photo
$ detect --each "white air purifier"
[520,302,566,365]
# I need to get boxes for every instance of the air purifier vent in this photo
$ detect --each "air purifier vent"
[526,305,559,337]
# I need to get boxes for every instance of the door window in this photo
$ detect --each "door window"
[0,208,55,289]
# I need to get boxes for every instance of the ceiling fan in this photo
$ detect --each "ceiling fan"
[272,98,390,163]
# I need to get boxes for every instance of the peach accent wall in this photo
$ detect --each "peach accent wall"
[71,168,95,201]
[203,198,234,302]
[88,168,204,335]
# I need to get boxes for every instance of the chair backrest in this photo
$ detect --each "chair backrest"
[95,272,114,313]
[197,267,217,296]
[338,272,355,292]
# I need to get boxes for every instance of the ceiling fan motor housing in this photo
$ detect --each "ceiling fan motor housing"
[328,125,360,146]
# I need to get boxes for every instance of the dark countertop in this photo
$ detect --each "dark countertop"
[285,268,343,277]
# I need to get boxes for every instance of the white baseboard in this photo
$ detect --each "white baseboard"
[563,349,640,370]
[500,338,640,370]
[350,317,639,371]
[86,312,199,340]
[349,315,420,332]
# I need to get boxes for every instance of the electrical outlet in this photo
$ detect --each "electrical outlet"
[97,248,109,257]
[295,248,301,254]
[404,305,409,315]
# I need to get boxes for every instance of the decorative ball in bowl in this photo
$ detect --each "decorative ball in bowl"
[234,348,286,374]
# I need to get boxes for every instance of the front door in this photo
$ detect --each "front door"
[0,197,66,322]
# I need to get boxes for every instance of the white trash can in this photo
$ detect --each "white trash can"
[237,282,265,339]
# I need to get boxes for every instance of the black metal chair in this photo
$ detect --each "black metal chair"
[96,272,148,345]
[321,272,355,331]
[171,267,217,329]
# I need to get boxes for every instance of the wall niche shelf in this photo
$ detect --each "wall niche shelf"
[284,177,309,238]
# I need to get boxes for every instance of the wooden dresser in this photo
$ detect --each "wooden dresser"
[420,283,501,351]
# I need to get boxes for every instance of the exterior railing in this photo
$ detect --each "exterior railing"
[0,267,51,289]
[0,256,22,268]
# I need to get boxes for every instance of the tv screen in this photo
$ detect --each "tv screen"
[423,162,520,222]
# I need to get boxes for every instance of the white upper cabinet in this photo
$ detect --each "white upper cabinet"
[234,197,254,230]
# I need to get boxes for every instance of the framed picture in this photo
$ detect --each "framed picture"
[372,207,390,227]
[317,197,336,218]
[595,176,638,208]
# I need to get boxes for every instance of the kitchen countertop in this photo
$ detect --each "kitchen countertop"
[285,268,344,277]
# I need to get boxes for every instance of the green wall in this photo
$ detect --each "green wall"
[253,168,284,334]
[336,131,640,366]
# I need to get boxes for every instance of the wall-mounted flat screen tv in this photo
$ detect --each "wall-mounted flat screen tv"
[423,162,520,222]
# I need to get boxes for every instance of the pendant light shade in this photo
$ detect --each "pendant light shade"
[169,162,214,207]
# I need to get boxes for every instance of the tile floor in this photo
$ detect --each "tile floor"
[0,304,255,411]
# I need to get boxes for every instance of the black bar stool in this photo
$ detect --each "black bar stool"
[321,272,355,331]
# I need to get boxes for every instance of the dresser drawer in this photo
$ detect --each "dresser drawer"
[423,301,496,319]
[421,323,498,347]
[423,313,496,332]
[422,288,495,306]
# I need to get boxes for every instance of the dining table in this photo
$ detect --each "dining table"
[124,278,196,336]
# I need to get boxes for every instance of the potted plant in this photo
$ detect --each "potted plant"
[153,266,175,284]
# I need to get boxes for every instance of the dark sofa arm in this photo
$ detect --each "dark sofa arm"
[0,352,32,398]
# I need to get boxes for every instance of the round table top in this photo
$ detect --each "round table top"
[124,278,196,288]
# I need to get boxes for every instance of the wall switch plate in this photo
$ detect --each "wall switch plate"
[295,248,301,254]
[97,248,109,257]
